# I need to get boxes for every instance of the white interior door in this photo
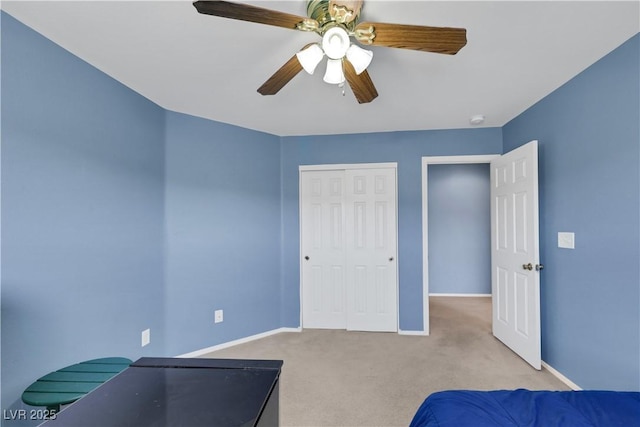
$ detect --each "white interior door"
[345,168,398,332]
[300,170,347,329]
[490,140,541,369]
[300,165,398,332]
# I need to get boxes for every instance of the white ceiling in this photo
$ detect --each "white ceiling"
[2,1,639,136]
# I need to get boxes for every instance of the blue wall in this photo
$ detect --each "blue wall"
[1,12,166,416]
[2,9,638,417]
[428,164,491,294]
[503,34,640,391]
[280,130,503,331]
[164,111,282,356]
[1,13,285,416]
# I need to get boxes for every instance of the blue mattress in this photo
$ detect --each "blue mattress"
[410,389,640,427]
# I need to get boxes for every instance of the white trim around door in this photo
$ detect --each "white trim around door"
[300,162,398,171]
[421,155,499,335]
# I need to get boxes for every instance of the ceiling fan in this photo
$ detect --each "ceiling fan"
[193,0,467,103]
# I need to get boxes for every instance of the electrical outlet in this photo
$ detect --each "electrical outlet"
[214,309,224,324]
[141,329,151,347]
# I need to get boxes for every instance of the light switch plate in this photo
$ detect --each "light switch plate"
[558,232,575,249]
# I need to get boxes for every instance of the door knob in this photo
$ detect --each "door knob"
[522,263,533,271]
[536,264,544,271]
[389,257,394,262]
[304,256,310,261]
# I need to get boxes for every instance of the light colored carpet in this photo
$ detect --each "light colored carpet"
[202,297,569,426]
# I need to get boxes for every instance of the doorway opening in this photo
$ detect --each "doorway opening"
[421,155,499,334]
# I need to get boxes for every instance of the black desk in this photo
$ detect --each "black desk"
[40,357,283,427]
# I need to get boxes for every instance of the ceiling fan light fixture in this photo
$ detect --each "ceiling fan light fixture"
[322,26,350,59]
[296,44,324,74]
[346,44,373,74]
[323,58,345,84]
[194,0,468,103]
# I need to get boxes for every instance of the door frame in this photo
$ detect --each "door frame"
[299,162,399,331]
[421,155,499,335]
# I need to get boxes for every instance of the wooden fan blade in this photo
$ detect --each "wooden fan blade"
[193,1,316,31]
[258,55,304,95]
[355,21,467,54]
[343,59,378,104]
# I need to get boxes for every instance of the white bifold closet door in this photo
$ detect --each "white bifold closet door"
[300,166,398,332]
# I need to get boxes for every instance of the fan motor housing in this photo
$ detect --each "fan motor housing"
[307,0,362,32]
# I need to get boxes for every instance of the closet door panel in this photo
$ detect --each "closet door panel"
[301,171,347,329]
[346,168,398,332]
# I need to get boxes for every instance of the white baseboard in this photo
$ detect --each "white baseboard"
[398,329,429,336]
[429,293,491,297]
[176,327,302,358]
[542,361,582,390]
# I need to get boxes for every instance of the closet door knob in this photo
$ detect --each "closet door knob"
[304,256,310,261]
[522,263,533,271]
[389,257,394,262]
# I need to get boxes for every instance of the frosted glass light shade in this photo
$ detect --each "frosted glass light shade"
[346,44,373,75]
[296,44,324,75]
[323,58,345,84]
[322,27,350,60]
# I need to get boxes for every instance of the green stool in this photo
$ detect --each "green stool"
[22,357,132,412]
